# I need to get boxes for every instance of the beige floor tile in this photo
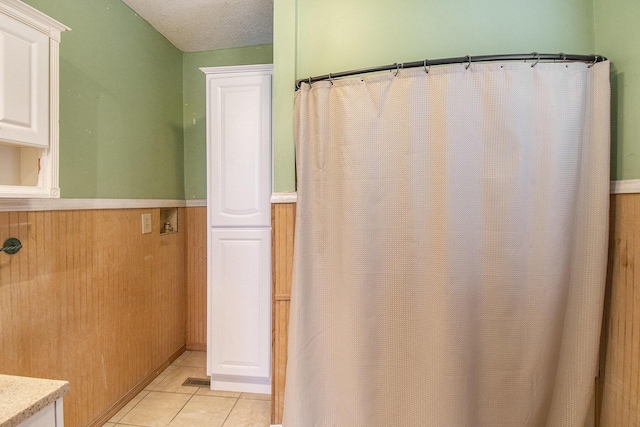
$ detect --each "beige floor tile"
[119,392,191,427]
[179,351,206,368]
[239,393,270,401]
[109,390,150,423]
[106,354,270,427]
[195,388,241,398]
[168,395,237,427]
[144,366,176,391]
[222,399,270,427]
[171,351,191,366]
[151,366,207,394]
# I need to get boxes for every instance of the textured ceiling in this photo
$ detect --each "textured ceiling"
[121,0,273,52]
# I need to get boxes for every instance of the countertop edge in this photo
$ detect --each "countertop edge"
[0,377,69,427]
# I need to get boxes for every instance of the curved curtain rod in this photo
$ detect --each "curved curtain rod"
[295,53,607,90]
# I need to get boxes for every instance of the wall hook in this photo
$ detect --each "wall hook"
[1,238,22,255]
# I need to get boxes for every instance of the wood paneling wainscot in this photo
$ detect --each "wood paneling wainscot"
[0,208,186,427]
[271,203,296,425]
[184,206,207,350]
[598,193,640,426]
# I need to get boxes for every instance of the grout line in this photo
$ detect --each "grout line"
[142,389,200,395]
[108,390,149,425]
[220,396,241,427]
[114,422,148,427]
[112,417,151,427]
[167,393,196,426]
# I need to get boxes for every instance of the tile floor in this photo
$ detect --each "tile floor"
[103,351,271,427]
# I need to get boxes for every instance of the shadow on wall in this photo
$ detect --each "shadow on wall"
[609,69,622,181]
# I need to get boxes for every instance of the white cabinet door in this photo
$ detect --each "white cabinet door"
[0,12,49,148]
[206,73,272,227]
[208,228,271,393]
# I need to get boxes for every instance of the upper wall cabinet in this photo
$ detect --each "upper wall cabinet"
[0,0,69,198]
[203,67,272,227]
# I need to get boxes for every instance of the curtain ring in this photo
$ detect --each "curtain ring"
[465,55,471,70]
[328,73,334,85]
[560,52,568,68]
[531,52,540,68]
[308,77,313,87]
[424,59,429,74]
[588,55,599,68]
[394,63,403,77]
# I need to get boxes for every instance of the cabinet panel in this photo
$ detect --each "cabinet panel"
[17,399,58,427]
[207,74,271,227]
[0,12,48,148]
[208,228,271,387]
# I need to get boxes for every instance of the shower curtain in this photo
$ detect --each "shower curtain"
[283,61,610,427]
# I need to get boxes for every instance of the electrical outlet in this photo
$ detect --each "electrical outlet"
[141,213,152,234]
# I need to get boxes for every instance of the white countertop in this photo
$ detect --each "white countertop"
[0,374,69,427]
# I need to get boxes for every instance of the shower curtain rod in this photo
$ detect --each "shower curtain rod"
[295,53,606,89]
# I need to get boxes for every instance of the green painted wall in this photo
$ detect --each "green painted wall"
[273,0,596,191]
[595,0,640,181]
[22,0,184,199]
[273,0,298,193]
[182,45,273,200]
[19,0,606,196]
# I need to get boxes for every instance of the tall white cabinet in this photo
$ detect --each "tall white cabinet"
[202,64,272,394]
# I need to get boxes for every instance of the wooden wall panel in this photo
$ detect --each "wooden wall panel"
[599,193,640,426]
[271,203,296,425]
[0,208,186,427]
[184,206,207,350]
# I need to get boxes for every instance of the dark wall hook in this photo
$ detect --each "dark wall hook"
[1,238,22,255]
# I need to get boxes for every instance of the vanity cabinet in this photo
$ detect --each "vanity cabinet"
[0,374,69,427]
[17,398,63,427]
[0,0,69,197]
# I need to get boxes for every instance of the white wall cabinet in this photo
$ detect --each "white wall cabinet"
[202,64,273,394]
[0,0,69,198]
[0,10,49,148]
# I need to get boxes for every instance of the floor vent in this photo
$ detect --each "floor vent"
[182,377,211,387]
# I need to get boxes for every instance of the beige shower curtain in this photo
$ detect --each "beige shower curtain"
[283,61,610,427]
